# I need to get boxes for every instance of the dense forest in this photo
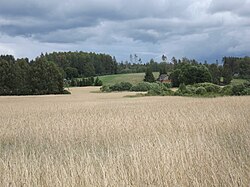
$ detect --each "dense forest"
[0,51,250,95]
[0,55,64,95]
[41,52,118,79]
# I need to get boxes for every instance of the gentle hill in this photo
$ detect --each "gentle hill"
[98,72,159,85]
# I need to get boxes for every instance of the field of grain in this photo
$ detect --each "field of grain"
[0,87,249,187]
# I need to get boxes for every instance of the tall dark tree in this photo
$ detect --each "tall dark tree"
[159,62,168,75]
[15,58,31,94]
[30,58,64,94]
[0,59,17,95]
[208,64,221,84]
[144,68,155,83]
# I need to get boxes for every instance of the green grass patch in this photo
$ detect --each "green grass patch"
[231,79,249,85]
[98,72,159,85]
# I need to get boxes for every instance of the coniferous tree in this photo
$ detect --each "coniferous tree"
[94,77,103,86]
[144,68,155,83]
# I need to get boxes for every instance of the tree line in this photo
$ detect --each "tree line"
[1,51,250,95]
[0,55,65,95]
[143,56,250,87]
[41,51,118,79]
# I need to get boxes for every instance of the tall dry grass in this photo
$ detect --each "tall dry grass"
[0,87,249,186]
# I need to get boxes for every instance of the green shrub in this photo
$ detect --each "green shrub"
[243,88,250,95]
[194,83,221,93]
[195,87,207,95]
[109,82,132,91]
[162,83,172,88]
[130,82,152,91]
[100,85,111,92]
[179,83,187,93]
[186,85,197,93]
[232,84,246,95]
[147,83,163,95]
[220,85,233,96]
[146,83,174,96]
[94,77,103,86]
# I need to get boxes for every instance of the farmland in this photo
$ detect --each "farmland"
[0,87,249,186]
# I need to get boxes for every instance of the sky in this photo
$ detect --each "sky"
[0,0,250,63]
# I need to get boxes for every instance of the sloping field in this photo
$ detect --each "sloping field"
[0,87,249,186]
[98,72,159,85]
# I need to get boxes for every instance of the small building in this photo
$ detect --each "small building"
[158,74,171,83]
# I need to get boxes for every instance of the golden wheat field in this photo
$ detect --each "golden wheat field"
[0,87,249,187]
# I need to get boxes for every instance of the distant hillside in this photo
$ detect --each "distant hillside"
[98,72,159,85]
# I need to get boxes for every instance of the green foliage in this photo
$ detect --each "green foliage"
[0,55,67,95]
[65,67,78,79]
[43,51,117,77]
[0,58,18,95]
[219,82,250,96]
[30,58,64,94]
[221,66,232,85]
[94,77,103,86]
[146,83,174,96]
[162,82,172,88]
[130,82,152,91]
[179,83,187,93]
[144,68,155,83]
[231,84,246,96]
[220,85,233,96]
[70,77,95,87]
[207,64,221,84]
[109,82,133,91]
[169,69,181,87]
[193,83,221,93]
[243,88,250,95]
[100,81,174,96]
[170,63,212,87]
[175,83,223,97]
[100,85,111,92]
[195,87,207,95]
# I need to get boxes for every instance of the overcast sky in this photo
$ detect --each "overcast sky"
[0,0,250,63]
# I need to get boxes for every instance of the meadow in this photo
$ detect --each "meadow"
[0,87,249,186]
[97,72,159,85]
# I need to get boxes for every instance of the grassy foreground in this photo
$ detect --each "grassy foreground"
[98,72,159,85]
[0,87,249,186]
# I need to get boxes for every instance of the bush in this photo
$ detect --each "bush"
[94,77,103,86]
[146,83,174,96]
[130,82,152,91]
[195,87,207,95]
[220,85,233,96]
[162,83,172,88]
[193,83,221,93]
[179,83,187,93]
[232,84,246,95]
[109,82,132,91]
[242,88,250,95]
[100,85,111,92]
[147,83,162,95]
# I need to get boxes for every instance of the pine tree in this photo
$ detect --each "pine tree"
[94,77,103,86]
[144,68,155,83]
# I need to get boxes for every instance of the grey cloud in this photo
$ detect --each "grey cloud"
[209,0,250,17]
[0,0,250,62]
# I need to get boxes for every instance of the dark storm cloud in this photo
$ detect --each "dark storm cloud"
[0,0,250,62]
